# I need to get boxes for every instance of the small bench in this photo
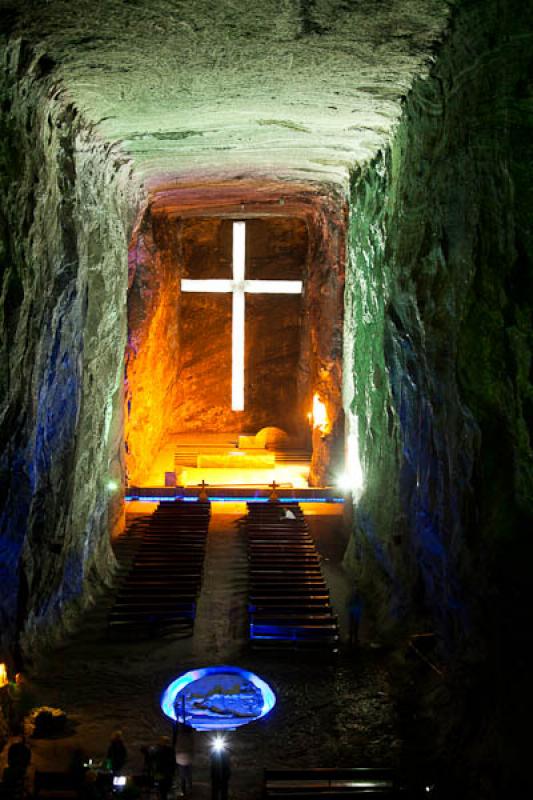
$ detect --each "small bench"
[250,607,333,619]
[246,526,309,533]
[134,558,204,565]
[116,584,199,595]
[128,567,202,576]
[139,545,206,552]
[250,596,330,606]
[250,568,323,575]
[249,582,329,603]
[250,622,339,639]
[117,579,200,590]
[109,606,195,622]
[263,768,396,798]
[249,546,316,553]
[250,584,327,594]
[143,530,208,537]
[111,600,196,613]
[251,608,332,619]
[250,585,327,594]
[249,556,321,566]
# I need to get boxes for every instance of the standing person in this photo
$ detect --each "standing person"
[106,730,127,775]
[174,721,194,798]
[7,736,31,773]
[3,735,31,798]
[153,735,175,800]
[210,736,231,800]
[348,587,363,648]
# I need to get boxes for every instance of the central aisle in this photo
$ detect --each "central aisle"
[193,507,249,661]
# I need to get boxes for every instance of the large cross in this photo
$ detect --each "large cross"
[181,221,303,411]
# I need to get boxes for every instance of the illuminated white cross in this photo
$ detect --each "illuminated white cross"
[181,221,303,411]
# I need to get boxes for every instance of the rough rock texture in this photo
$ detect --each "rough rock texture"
[4,0,450,187]
[0,38,142,660]
[129,215,306,440]
[343,0,533,793]
[1,1,532,793]
[126,181,345,485]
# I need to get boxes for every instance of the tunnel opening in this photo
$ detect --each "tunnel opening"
[2,2,531,793]
[125,181,346,490]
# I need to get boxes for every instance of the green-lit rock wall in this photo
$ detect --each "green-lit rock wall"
[344,0,533,790]
[0,39,142,661]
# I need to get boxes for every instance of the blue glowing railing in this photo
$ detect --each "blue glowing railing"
[126,495,344,503]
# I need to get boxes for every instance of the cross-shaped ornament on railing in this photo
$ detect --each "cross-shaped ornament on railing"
[181,221,303,411]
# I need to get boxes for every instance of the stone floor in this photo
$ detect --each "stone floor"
[2,507,403,799]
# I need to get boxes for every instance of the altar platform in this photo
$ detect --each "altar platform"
[132,432,314,491]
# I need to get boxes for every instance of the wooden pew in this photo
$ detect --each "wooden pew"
[108,500,210,639]
[263,767,396,798]
[245,502,339,652]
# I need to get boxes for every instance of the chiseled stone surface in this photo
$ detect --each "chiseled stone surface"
[4,0,450,187]
[0,39,143,659]
[343,0,533,791]
[126,181,346,486]
[0,1,532,791]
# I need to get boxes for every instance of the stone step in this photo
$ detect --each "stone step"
[174,448,310,467]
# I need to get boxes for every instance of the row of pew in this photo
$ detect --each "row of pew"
[108,500,210,638]
[264,768,399,799]
[245,502,339,653]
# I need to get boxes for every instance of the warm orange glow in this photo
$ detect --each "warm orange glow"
[0,663,8,688]
[311,393,329,434]
[176,464,309,488]
[125,221,183,486]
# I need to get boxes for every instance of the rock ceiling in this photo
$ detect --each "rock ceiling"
[6,0,450,187]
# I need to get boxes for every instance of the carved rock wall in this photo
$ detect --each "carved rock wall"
[126,182,345,486]
[0,39,142,660]
[343,0,533,791]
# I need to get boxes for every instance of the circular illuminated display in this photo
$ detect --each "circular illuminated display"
[160,665,276,731]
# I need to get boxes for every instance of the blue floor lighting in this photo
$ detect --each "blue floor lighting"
[126,494,344,503]
[160,665,276,731]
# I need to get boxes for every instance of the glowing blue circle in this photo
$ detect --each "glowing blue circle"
[160,665,276,731]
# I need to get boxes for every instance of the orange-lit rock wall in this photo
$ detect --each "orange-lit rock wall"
[125,212,182,485]
[125,180,345,486]
[306,191,346,485]
[175,216,306,434]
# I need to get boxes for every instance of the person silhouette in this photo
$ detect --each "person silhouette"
[106,730,127,775]
[210,736,231,800]
[174,721,195,798]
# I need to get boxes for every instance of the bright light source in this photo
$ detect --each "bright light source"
[106,480,119,492]
[180,221,303,412]
[0,663,8,688]
[233,221,245,282]
[336,472,352,491]
[311,394,329,434]
[345,426,364,493]
[336,413,365,494]
[232,286,245,411]
[212,735,226,752]
[113,776,127,787]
